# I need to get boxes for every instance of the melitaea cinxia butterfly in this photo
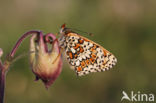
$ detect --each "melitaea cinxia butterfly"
[58,24,117,76]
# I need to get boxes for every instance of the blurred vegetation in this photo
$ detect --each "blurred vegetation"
[0,0,156,103]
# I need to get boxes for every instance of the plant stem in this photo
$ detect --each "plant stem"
[0,61,5,103]
[9,30,42,57]
[0,30,43,103]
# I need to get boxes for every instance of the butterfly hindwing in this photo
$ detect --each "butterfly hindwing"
[59,32,117,76]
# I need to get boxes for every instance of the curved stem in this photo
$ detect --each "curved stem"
[9,30,42,57]
[0,30,43,103]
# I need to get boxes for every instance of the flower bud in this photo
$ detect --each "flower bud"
[30,33,62,88]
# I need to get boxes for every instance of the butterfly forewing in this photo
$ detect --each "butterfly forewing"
[58,26,117,76]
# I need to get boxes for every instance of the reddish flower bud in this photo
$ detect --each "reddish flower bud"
[29,33,62,88]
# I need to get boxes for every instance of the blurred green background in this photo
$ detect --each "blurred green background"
[0,0,156,103]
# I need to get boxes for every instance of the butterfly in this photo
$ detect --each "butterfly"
[58,24,117,76]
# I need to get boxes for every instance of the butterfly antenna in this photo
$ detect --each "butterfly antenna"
[71,28,94,36]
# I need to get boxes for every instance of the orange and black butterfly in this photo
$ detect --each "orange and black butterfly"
[58,24,117,76]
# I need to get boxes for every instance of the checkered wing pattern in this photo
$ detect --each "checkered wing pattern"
[58,26,117,76]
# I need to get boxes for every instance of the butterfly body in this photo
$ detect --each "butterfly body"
[58,25,117,76]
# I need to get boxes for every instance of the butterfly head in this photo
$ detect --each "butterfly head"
[59,24,73,35]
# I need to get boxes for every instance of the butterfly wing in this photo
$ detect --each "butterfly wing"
[59,32,117,76]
